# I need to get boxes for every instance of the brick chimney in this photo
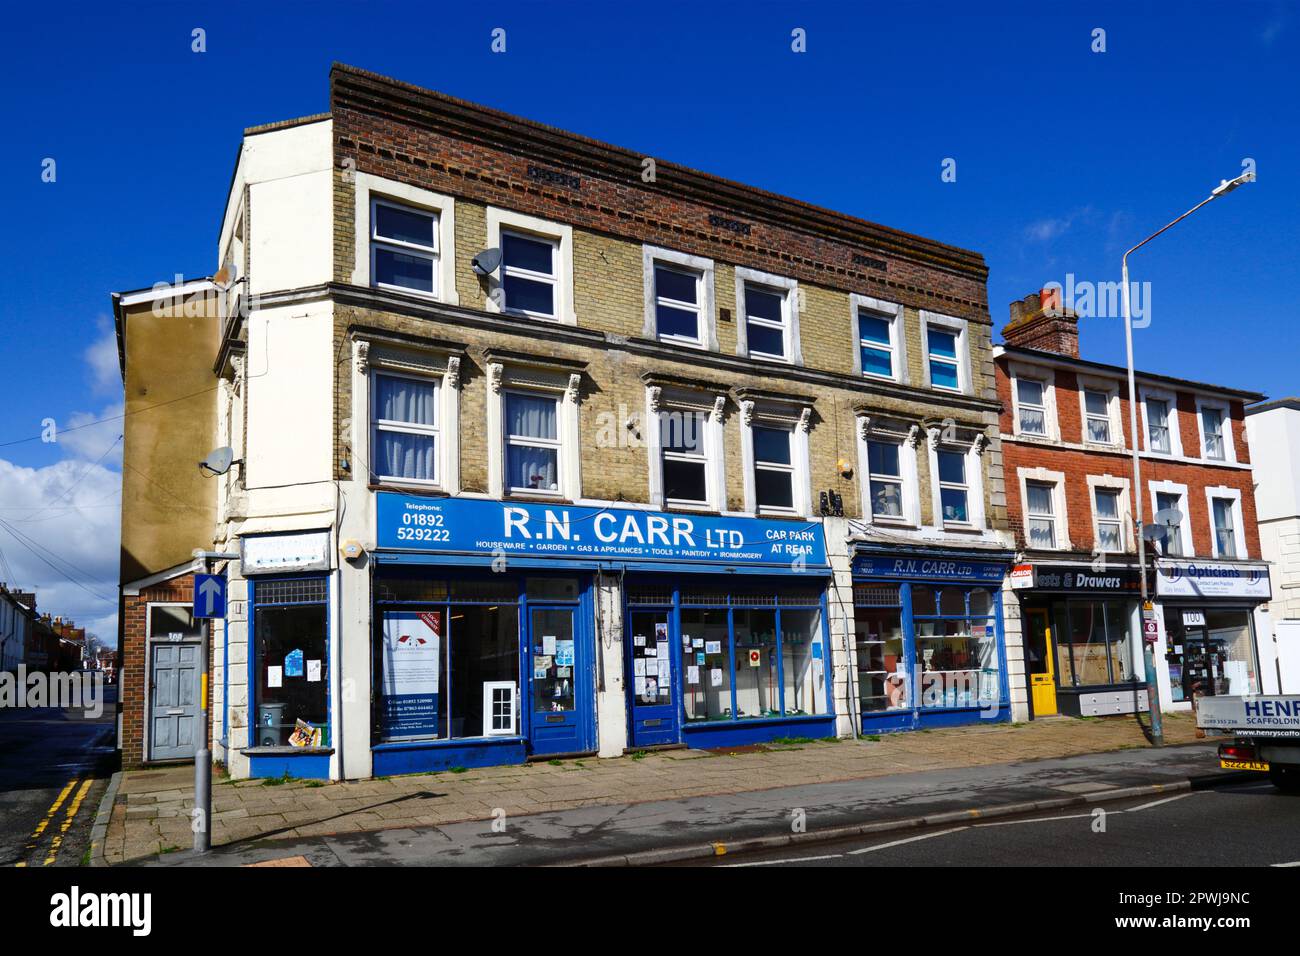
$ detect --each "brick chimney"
[1003,289,1080,358]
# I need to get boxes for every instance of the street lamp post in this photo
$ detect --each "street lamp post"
[1121,172,1252,747]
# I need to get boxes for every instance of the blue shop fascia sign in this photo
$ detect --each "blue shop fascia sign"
[852,551,1008,583]
[376,493,828,571]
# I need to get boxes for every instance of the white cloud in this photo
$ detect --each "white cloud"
[0,457,121,643]
[84,321,121,395]
[57,404,125,467]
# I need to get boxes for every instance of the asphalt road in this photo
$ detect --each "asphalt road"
[691,778,1300,867]
[0,681,118,868]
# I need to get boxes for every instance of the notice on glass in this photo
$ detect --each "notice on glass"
[643,645,657,657]
[693,637,704,649]
[634,659,646,676]
[267,666,282,689]
[307,660,322,683]
[634,634,646,647]
[655,622,668,641]
[645,660,658,676]
[710,668,723,687]
[556,639,575,667]
[705,641,722,655]
[542,634,557,656]
[284,648,304,678]
[687,665,700,685]
[634,676,646,696]
[534,655,553,679]
[380,610,442,739]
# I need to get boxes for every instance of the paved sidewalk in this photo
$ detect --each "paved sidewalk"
[102,712,1207,864]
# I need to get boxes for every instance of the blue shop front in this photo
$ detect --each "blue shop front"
[852,546,1013,732]
[371,493,835,774]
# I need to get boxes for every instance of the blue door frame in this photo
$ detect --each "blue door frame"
[521,576,596,756]
[626,607,680,747]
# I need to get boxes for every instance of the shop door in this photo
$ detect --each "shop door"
[1025,609,1058,717]
[626,610,679,747]
[528,606,587,756]
[149,642,200,761]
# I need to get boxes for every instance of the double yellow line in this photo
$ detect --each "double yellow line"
[16,777,93,867]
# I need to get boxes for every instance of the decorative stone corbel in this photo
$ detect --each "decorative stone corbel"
[445,355,461,391]
[648,385,663,414]
[973,432,989,456]
[739,399,755,426]
[798,406,813,433]
[231,354,245,397]
[354,340,370,376]
[711,394,727,423]
[566,373,582,404]
[857,414,872,441]
[487,362,503,394]
[906,423,922,448]
[926,426,942,451]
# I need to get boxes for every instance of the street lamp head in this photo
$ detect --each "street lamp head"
[1212,172,1254,197]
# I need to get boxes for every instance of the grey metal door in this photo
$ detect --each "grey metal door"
[149,642,199,760]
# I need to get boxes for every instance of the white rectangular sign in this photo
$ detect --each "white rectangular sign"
[1195,695,1300,736]
[1155,561,1270,599]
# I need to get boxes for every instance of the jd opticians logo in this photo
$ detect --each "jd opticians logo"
[50,887,151,936]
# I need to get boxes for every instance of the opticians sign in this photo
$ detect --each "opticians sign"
[376,493,828,569]
[1156,561,1271,600]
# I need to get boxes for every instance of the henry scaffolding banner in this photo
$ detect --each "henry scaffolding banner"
[376,493,828,570]
[1195,696,1300,737]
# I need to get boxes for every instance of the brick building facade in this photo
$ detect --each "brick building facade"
[996,292,1275,720]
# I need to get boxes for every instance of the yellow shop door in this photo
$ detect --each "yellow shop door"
[1025,608,1058,717]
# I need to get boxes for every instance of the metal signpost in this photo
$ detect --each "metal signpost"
[191,567,228,854]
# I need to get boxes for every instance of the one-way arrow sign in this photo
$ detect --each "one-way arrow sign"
[193,573,227,620]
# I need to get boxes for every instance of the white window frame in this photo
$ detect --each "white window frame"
[659,408,713,510]
[1086,474,1132,554]
[850,295,906,384]
[855,416,921,527]
[1024,479,1059,550]
[482,681,517,737]
[370,369,442,488]
[503,389,564,498]
[735,267,801,365]
[485,207,576,325]
[643,246,716,349]
[1195,397,1236,463]
[357,341,462,495]
[1078,377,1122,447]
[1149,480,1192,558]
[927,430,986,531]
[920,311,972,394]
[1205,486,1246,559]
[1140,386,1182,457]
[646,387,726,513]
[486,364,582,501]
[1008,362,1057,440]
[741,403,812,518]
[370,197,439,298]
[1016,467,1071,550]
[352,172,458,304]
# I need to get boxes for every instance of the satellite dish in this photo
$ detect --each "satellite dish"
[1141,523,1167,542]
[1154,507,1184,527]
[471,247,502,276]
[213,260,240,288]
[199,446,237,476]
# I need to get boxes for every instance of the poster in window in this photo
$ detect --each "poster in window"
[381,610,441,739]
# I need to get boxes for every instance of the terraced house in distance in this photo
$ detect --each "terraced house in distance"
[114,64,1017,782]
[997,291,1277,723]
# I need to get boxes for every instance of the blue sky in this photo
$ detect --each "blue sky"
[1,0,1296,638]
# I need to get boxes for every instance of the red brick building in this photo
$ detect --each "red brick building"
[996,292,1274,721]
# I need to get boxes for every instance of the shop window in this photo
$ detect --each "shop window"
[505,391,561,495]
[753,425,795,513]
[867,440,904,518]
[1084,390,1112,443]
[1054,601,1133,687]
[661,410,709,507]
[1094,488,1124,552]
[377,588,520,742]
[1163,606,1258,701]
[734,609,780,719]
[500,230,558,319]
[682,608,731,722]
[253,578,329,748]
[936,450,969,523]
[780,609,826,716]
[1016,378,1048,435]
[372,372,439,485]
[1212,497,1238,558]
[1025,481,1057,549]
[855,606,907,712]
[371,198,439,297]
[911,586,999,708]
